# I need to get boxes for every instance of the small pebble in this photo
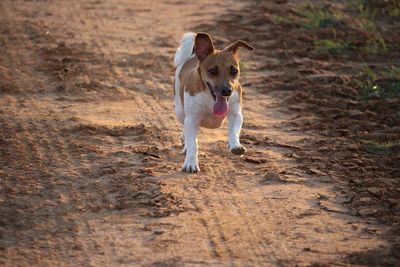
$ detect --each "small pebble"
[154,230,164,235]
[358,208,378,217]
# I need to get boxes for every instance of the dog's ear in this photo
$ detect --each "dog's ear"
[225,40,254,54]
[194,33,215,60]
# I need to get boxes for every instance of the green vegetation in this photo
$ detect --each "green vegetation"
[362,32,387,54]
[299,0,397,55]
[360,140,400,156]
[389,1,400,16]
[350,0,400,19]
[275,15,287,23]
[312,33,387,55]
[296,0,399,99]
[356,65,400,99]
[313,39,346,54]
[350,0,379,20]
[299,0,340,29]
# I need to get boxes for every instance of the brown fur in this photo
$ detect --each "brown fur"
[179,57,204,105]
[177,33,253,113]
[179,50,242,107]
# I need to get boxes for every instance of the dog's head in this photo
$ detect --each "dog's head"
[194,33,254,116]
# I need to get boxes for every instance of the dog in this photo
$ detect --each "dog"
[174,32,254,173]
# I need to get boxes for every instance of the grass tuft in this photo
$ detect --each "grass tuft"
[360,140,400,156]
[356,65,400,99]
[313,39,346,54]
[299,1,341,29]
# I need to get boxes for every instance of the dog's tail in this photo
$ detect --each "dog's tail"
[174,32,195,66]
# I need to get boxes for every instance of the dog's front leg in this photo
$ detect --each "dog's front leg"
[228,104,246,155]
[182,116,200,173]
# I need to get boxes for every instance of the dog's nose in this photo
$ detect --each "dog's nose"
[221,86,232,97]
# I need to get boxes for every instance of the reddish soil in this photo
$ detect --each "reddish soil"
[1,0,399,266]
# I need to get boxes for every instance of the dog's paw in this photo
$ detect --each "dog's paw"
[181,160,200,173]
[230,145,246,155]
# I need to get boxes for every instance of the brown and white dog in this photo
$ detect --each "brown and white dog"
[174,32,254,173]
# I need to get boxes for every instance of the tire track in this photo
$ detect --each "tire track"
[198,217,223,260]
[175,157,272,265]
[200,195,236,265]
[203,166,268,265]
[211,159,280,264]
[167,125,277,264]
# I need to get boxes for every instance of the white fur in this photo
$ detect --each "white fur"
[227,97,243,150]
[174,32,196,66]
[174,33,245,173]
[174,63,185,124]
[174,33,196,125]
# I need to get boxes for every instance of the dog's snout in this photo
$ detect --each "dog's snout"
[221,86,232,97]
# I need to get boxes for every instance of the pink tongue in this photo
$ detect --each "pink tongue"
[213,96,228,117]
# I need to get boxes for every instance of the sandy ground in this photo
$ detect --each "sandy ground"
[0,0,399,266]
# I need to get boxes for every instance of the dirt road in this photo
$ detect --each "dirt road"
[1,0,399,266]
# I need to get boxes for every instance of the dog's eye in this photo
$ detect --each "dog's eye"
[208,67,219,76]
[231,67,238,76]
